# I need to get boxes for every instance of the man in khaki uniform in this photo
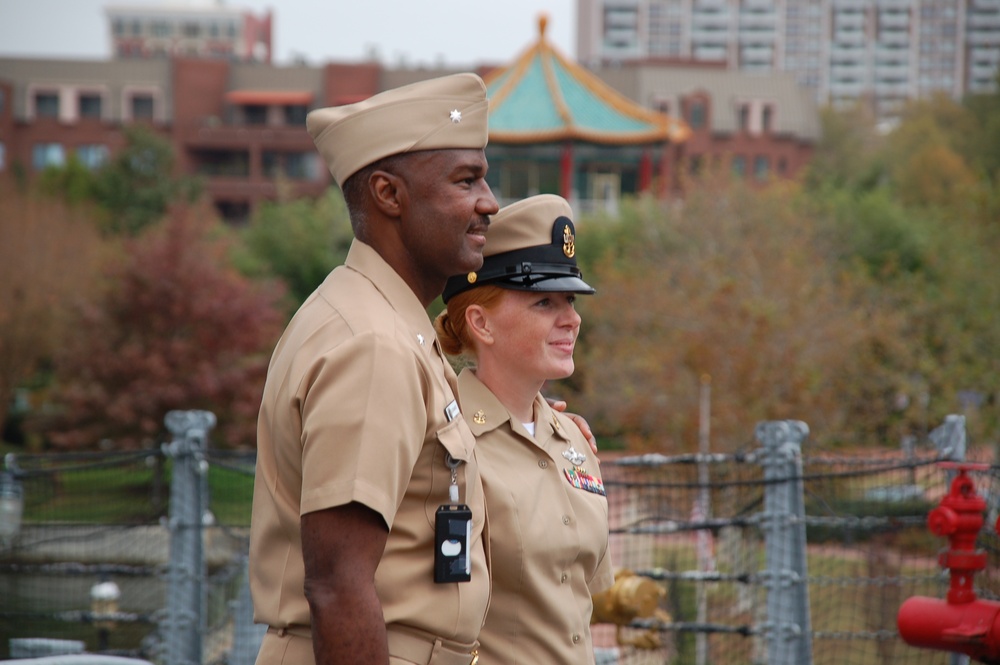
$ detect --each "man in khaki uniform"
[249,73,499,665]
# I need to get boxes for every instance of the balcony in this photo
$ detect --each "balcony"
[833,12,866,28]
[741,46,774,61]
[833,31,867,46]
[176,120,313,150]
[738,13,777,29]
[829,80,867,96]
[691,29,731,46]
[831,63,868,79]
[874,81,912,95]
[203,177,326,202]
[875,66,912,81]
[968,13,1000,28]
[878,12,911,29]
[878,31,911,46]
[693,45,729,61]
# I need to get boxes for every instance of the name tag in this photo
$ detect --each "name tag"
[444,400,460,422]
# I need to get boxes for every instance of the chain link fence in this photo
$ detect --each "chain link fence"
[1,412,996,664]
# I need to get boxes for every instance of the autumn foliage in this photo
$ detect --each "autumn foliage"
[0,180,106,440]
[561,177,909,452]
[35,205,286,449]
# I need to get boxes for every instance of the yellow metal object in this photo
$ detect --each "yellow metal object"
[592,568,666,625]
[591,569,670,650]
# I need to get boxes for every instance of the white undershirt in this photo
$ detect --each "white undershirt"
[522,422,536,436]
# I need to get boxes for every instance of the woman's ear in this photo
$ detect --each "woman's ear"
[465,304,494,346]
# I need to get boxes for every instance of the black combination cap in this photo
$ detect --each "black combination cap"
[443,194,595,303]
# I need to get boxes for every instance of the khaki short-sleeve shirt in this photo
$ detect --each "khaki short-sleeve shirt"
[457,369,614,665]
[250,240,489,645]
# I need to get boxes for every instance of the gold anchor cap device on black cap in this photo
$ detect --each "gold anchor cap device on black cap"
[443,194,595,303]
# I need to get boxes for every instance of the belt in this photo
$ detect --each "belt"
[387,625,479,665]
[265,624,478,665]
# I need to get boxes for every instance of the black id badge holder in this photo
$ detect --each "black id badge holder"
[435,453,472,583]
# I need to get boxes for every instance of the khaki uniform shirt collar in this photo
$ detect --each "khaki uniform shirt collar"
[344,239,437,342]
[457,369,572,447]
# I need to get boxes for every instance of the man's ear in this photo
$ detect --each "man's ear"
[370,170,404,218]
[465,304,494,346]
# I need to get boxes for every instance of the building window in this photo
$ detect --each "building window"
[762,105,774,132]
[151,20,171,37]
[131,94,155,121]
[244,105,268,125]
[688,101,706,129]
[754,155,770,180]
[77,144,109,170]
[0,88,6,116]
[182,21,201,38]
[739,103,750,131]
[284,104,308,125]
[264,151,317,180]
[732,155,746,177]
[35,92,59,119]
[689,154,703,175]
[32,143,66,170]
[79,93,103,119]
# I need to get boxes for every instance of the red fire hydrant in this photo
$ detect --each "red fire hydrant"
[897,462,1000,663]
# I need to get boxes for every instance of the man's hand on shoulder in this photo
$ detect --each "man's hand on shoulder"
[546,397,598,455]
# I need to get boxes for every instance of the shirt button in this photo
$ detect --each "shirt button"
[572,634,580,643]
[562,515,571,525]
[561,572,568,583]
[538,460,548,469]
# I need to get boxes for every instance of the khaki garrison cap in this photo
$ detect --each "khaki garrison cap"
[306,72,490,187]
[442,194,595,303]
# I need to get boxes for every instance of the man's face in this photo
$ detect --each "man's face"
[396,148,499,287]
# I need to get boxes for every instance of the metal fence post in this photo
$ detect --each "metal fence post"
[161,409,216,665]
[230,555,266,665]
[756,420,813,665]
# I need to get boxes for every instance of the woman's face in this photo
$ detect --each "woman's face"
[481,289,582,383]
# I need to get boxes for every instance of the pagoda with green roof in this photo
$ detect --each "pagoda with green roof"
[484,15,689,211]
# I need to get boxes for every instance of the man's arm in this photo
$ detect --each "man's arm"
[302,501,390,664]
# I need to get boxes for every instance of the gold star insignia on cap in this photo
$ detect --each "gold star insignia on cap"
[450,109,462,123]
[473,409,486,425]
[467,272,477,284]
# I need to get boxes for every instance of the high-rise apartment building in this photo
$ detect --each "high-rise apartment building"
[106,3,273,63]
[578,0,1000,120]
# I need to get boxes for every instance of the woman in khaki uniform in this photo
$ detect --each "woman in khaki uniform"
[435,194,614,664]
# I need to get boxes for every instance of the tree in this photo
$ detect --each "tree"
[804,103,884,193]
[231,188,354,308]
[561,177,909,451]
[0,180,106,443]
[89,125,202,236]
[35,204,286,449]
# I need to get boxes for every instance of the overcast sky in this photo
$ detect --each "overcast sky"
[0,0,577,67]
